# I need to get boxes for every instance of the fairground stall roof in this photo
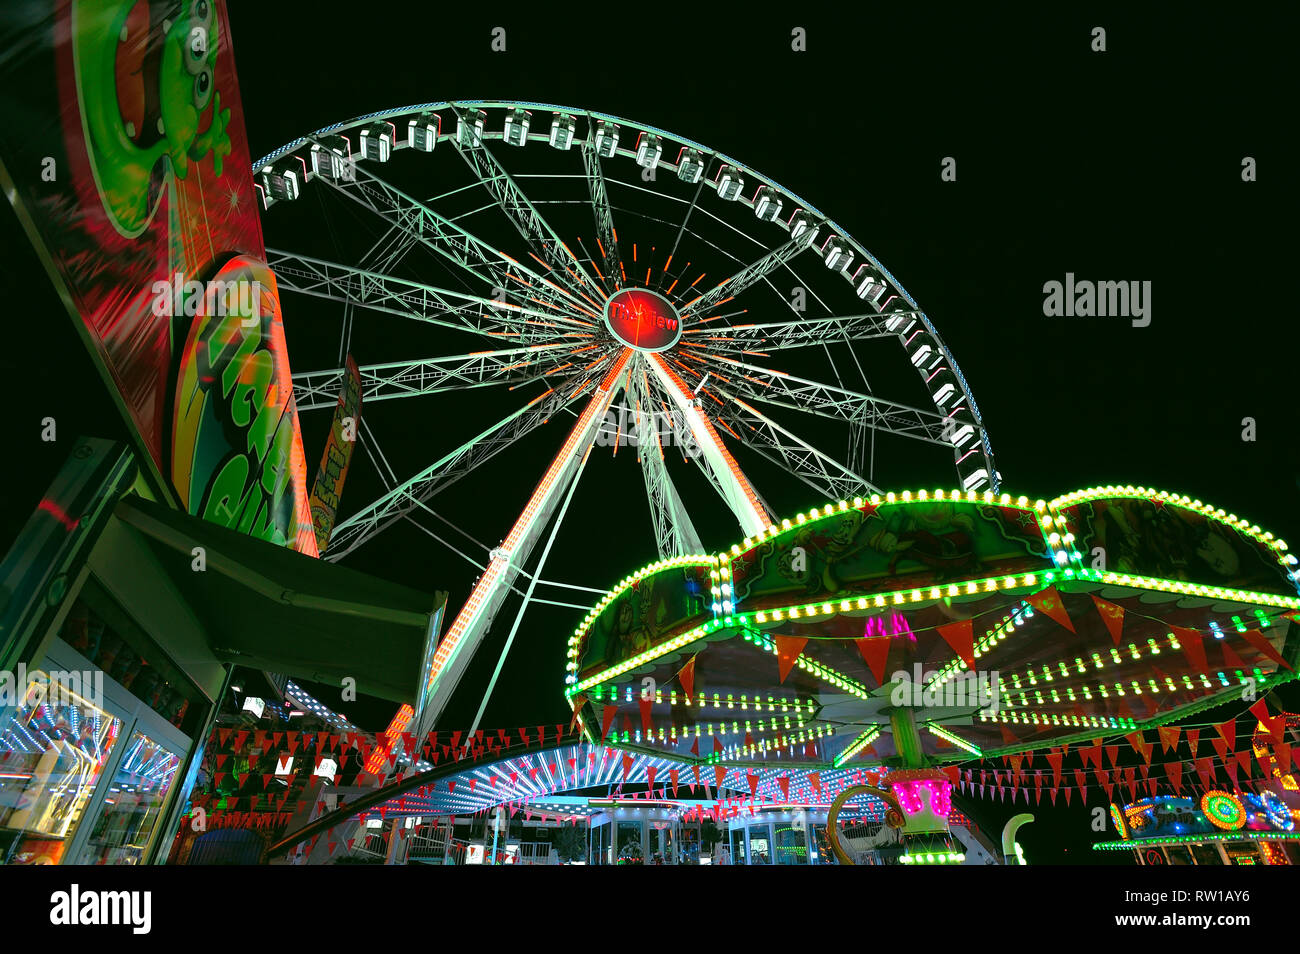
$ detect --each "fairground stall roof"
[564,486,1300,769]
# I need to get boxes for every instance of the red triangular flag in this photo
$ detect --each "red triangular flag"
[1241,629,1292,671]
[1166,760,1183,794]
[678,656,696,700]
[1171,626,1207,677]
[855,636,891,685]
[1026,586,1075,633]
[1157,725,1180,753]
[1215,718,1237,752]
[638,695,654,735]
[936,619,975,670]
[773,636,808,683]
[1090,595,1125,645]
[1220,641,1248,673]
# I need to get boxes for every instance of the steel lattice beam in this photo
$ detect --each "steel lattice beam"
[581,138,621,292]
[449,105,602,300]
[419,350,634,730]
[680,230,815,319]
[307,151,597,321]
[327,357,615,558]
[687,353,981,450]
[683,311,923,356]
[712,390,879,501]
[628,357,705,558]
[645,355,770,537]
[292,343,576,410]
[266,249,594,347]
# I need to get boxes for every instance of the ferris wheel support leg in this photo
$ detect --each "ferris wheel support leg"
[418,350,633,729]
[645,354,770,539]
[629,356,705,557]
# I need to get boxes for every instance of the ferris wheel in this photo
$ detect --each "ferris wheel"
[254,101,999,728]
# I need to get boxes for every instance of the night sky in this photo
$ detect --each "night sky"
[0,6,1291,863]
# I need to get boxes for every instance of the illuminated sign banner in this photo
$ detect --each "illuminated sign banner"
[0,1,317,555]
[308,355,363,553]
[603,288,682,352]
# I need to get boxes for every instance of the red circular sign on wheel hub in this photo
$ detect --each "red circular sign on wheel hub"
[603,288,682,352]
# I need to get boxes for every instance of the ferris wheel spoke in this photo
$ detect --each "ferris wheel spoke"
[326,356,617,559]
[627,356,705,558]
[680,228,817,320]
[266,249,594,346]
[712,390,879,500]
[306,152,599,321]
[689,352,981,450]
[644,354,769,538]
[292,343,578,411]
[419,349,634,729]
[580,139,621,294]
[685,311,913,355]
[448,105,603,302]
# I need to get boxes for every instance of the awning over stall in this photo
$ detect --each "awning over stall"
[112,495,440,703]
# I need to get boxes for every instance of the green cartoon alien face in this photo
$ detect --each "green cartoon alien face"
[73,0,232,236]
[159,0,219,171]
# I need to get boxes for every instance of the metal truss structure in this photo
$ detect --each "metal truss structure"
[257,101,1000,729]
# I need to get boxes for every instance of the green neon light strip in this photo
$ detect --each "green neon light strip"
[927,723,983,757]
[1092,831,1300,850]
[832,726,882,768]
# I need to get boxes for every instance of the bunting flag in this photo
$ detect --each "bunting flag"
[1214,717,1237,752]
[935,619,975,670]
[670,768,679,796]
[714,765,726,789]
[638,695,654,734]
[1090,595,1125,645]
[1026,586,1075,633]
[568,698,586,731]
[1166,760,1183,794]
[1126,731,1153,765]
[1194,757,1214,789]
[1220,640,1248,672]
[855,635,892,685]
[1157,725,1180,753]
[1184,728,1200,755]
[747,772,759,796]
[666,655,692,703]
[1169,625,1207,678]
[773,636,809,683]
[1241,629,1291,670]
[1046,750,1063,787]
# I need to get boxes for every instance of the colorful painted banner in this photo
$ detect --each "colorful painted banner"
[0,0,316,555]
[308,356,362,554]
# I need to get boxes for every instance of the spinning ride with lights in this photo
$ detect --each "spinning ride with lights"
[255,101,998,730]
[563,484,1299,857]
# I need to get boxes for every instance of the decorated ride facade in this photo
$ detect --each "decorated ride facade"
[564,484,1300,863]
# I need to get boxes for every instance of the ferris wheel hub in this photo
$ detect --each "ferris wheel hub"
[602,287,682,353]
